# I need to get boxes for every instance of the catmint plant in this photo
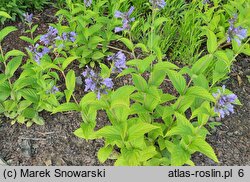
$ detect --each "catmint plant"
[213,86,237,118]
[82,66,113,99]
[40,26,59,46]
[114,6,135,33]
[108,51,127,73]
[227,15,248,46]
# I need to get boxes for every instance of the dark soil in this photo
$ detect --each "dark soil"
[0,6,249,166]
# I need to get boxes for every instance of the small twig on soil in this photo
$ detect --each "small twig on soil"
[19,137,47,141]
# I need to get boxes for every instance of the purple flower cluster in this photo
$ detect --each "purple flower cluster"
[58,32,77,42]
[82,66,114,99]
[213,85,237,118]
[84,0,92,7]
[203,0,210,4]
[149,0,166,9]
[23,13,33,24]
[107,51,127,73]
[227,15,248,46]
[28,44,50,64]
[114,6,135,33]
[40,26,59,46]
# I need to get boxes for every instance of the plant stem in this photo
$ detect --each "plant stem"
[98,43,132,55]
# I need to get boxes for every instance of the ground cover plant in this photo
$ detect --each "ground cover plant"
[0,0,249,166]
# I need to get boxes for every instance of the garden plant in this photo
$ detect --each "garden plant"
[0,0,249,166]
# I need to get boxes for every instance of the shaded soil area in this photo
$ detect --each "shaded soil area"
[0,6,249,166]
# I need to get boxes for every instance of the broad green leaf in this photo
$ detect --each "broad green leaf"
[20,88,39,103]
[148,69,166,87]
[5,56,22,78]
[32,116,44,125]
[120,38,134,50]
[0,26,17,42]
[166,70,186,95]
[74,122,95,140]
[66,70,75,91]
[128,122,159,141]
[0,11,11,19]
[5,50,25,60]
[22,108,36,119]
[20,36,34,44]
[132,74,148,92]
[53,103,80,113]
[100,63,111,78]
[191,54,213,75]
[97,145,113,163]
[121,148,140,166]
[140,146,158,162]
[206,29,217,54]
[186,86,215,102]
[62,57,78,70]
[92,51,105,60]
[95,125,122,141]
[171,145,190,166]
[189,137,218,163]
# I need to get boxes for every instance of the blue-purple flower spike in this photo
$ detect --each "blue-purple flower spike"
[82,67,113,99]
[114,6,135,33]
[213,85,237,118]
[108,51,127,73]
[227,15,248,46]
[149,0,166,9]
[23,13,33,24]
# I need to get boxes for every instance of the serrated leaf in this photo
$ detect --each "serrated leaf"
[186,86,215,102]
[166,70,186,95]
[171,145,190,166]
[132,74,148,92]
[189,137,218,163]
[128,122,159,141]
[98,145,113,163]
[20,88,39,103]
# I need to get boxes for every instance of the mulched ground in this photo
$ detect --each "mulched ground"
[0,6,249,166]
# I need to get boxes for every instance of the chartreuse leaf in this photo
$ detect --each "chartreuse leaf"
[62,56,78,70]
[0,81,11,102]
[186,86,215,102]
[206,29,217,54]
[171,144,190,166]
[166,70,186,95]
[140,146,158,162]
[5,56,22,78]
[120,38,134,50]
[74,122,96,140]
[189,137,218,163]
[121,148,141,166]
[0,11,11,19]
[66,70,75,91]
[132,74,148,92]
[95,125,122,141]
[148,69,166,87]
[5,50,25,60]
[20,88,39,103]
[128,122,159,141]
[0,26,17,42]
[98,145,113,163]
[53,103,80,113]
[191,54,213,75]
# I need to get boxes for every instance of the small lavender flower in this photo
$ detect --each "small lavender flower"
[203,0,210,4]
[227,15,248,46]
[213,85,237,118]
[149,0,166,9]
[28,44,50,64]
[57,31,77,43]
[82,67,113,99]
[114,6,135,33]
[46,85,59,94]
[108,51,127,73]
[40,26,59,45]
[84,0,92,7]
[23,13,33,24]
